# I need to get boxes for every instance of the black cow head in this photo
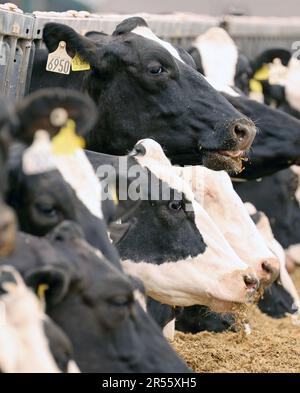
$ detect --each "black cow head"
[5,88,122,266]
[85,148,205,259]
[7,150,123,267]
[42,18,256,173]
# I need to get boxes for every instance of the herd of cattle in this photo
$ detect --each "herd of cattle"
[0,16,300,372]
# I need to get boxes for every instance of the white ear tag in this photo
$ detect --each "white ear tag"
[22,130,56,175]
[46,41,72,75]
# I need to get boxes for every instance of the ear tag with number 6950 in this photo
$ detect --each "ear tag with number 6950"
[46,41,72,75]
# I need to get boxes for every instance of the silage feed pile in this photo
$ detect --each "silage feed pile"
[173,267,300,372]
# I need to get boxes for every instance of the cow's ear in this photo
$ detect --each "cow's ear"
[43,23,98,66]
[12,88,97,145]
[25,266,71,306]
[187,47,204,74]
[175,46,197,69]
[112,17,148,36]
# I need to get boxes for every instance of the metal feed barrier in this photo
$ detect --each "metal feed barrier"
[1,2,300,101]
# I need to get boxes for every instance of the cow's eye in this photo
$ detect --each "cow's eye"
[168,201,182,211]
[148,65,164,75]
[35,202,57,218]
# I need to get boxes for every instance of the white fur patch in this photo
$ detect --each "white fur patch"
[268,58,288,86]
[134,289,147,311]
[22,130,56,174]
[285,58,300,112]
[22,131,103,219]
[193,27,238,90]
[67,360,81,373]
[131,26,184,63]
[163,318,175,341]
[204,76,240,97]
[54,149,103,219]
[122,254,248,309]
[176,165,277,274]
[0,266,60,373]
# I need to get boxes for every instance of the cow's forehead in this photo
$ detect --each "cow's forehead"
[134,155,195,202]
[131,26,184,63]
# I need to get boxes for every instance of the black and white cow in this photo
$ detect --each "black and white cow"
[88,144,260,315]
[29,17,257,174]
[183,27,300,179]
[0,265,79,373]
[0,223,190,372]
[112,139,280,334]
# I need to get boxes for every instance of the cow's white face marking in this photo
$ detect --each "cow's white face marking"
[22,130,103,219]
[285,58,300,112]
[131,26,184,63]
[122,139,255,310]
[193,27,238,91]
[204,76,240,97]
[177,165,277,277]
[0,266,60,373]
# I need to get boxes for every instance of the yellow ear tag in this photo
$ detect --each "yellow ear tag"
[52,119,85,155]
[249,78,263,93]
[253,64,269,81]
[37,284,49,303]
[71,53,91,71]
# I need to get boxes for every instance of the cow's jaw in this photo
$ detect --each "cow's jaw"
[201,149,248,174]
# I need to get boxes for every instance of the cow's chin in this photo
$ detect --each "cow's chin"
[202,150,245,174]
[208,299,241,313]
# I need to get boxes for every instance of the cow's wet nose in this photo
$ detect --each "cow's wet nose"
[262,259,280,284]
[243,273,259,292]
[228,118,256,150]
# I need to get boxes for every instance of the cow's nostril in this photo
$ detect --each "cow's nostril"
[243,273,259,291]
[234,124,247,141]
[229,119,256,150]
